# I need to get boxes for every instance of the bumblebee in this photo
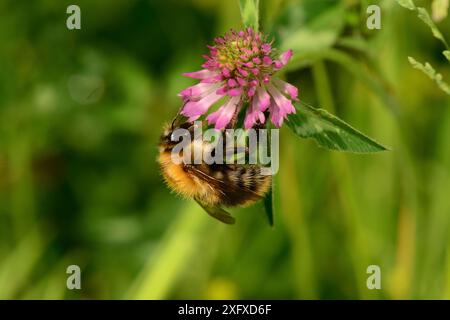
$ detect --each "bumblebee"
[158,119,272,224]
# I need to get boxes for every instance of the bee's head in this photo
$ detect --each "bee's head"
[160,120,198,148]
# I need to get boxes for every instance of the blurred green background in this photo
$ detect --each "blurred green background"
[1,0,450,299]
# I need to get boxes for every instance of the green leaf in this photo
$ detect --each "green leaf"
[239,0,259,32]
[408,56,450,95]
[263,183,274,227]
[417,7,449,48]
[444,50,450,62]
[396,0,416,10]
[396,1,449,48]
[286,101,389,153]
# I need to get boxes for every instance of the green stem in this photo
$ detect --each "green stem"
[312,60,377,299]
[126,202,221,299]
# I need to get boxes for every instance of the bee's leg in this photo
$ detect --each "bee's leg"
[254,122,267,130]
[225,100,242,129]
[220,129,251,163]
[223,145,249,164]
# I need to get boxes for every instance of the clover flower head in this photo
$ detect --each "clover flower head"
[179,28,298,129]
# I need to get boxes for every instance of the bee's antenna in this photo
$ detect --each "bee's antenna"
[171,116,178,130]
[226,98,243,129]
[171,100,188,130]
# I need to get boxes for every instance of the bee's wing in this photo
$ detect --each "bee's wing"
[194,199,236,225]
[187,165,264,201]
